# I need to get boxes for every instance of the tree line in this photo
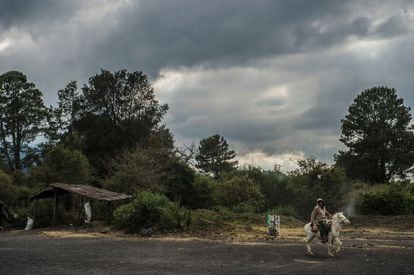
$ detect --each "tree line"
[0,69,413,229]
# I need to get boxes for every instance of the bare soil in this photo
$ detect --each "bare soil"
[1,221,414,275]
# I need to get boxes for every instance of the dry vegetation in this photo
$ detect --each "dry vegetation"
[26,213,414,244]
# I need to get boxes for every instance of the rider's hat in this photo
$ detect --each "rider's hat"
[317,198,324,203]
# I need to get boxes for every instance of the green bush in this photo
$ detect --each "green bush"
[215,175,265,212]
[270,205,300,218]
[30,146,93,185]
[231,165,291,209]
[113,191,186,233]
[259,172,290,209]
[104,148,172,194]
[0,172,53,227]
[189,175,216,209]
[163,160,196,207]
[0,170,18,206]
[288,158,349,218]
[356,183,414,215]
[0,170,33,211]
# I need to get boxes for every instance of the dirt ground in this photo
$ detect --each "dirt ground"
[1,224,414,275]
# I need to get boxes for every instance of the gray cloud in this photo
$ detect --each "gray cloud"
[1,0,414,169]
[0,0,81,30]
[374,15,410,38]
[92,0,386,76]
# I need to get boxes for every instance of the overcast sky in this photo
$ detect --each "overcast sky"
[1,0,413,171]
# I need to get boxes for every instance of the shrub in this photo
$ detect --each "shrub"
[0,170,33,211]
[232,165,291,209]
[113,191,186,233]
[163,160,196,207]
[105,148,173,194]
[259,172,290,209]
[30,146,92,185]
[189,175,216,209]
[0,170,18,206]
[270,205,300,218]
[215,175,265,212]
[356,183,414,215]
[288,158,349,218]
[0,172,50,227]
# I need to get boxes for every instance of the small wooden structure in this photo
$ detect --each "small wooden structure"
[30,183,132,226]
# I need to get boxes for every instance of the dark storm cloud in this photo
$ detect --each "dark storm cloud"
[374,15,410,38]
[92,0,412,75]
[2,1,412,84]
[1,0,414,169]
[0,0,81,30]
[294,37,414,134]
[1,0,413,82]
[295,105,341,131]
[69,0,354,77]
[293,16,370,50]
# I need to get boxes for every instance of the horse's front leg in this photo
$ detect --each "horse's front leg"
[335,237,343,253]
[305,235,315,255]
[328,235,334,256]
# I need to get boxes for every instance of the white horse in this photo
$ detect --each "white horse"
[304,212,350,256]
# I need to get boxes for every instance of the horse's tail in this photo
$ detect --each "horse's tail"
[304,222,311,231]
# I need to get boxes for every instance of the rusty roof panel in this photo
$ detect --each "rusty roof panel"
[50,183,132,202]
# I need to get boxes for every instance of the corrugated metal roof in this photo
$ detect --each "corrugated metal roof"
[30,183,132,202]
[51,183,132,202]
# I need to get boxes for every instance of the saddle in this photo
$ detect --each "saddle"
[311,220,332,233]
[311,222,318,233]
[311,220,332,243]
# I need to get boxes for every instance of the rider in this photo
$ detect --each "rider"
[310,198,332,243]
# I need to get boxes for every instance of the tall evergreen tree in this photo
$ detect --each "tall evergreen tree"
[195,134,238,178]
[70,69,171,174]
[47,80,81,146]
[0,71,48,171]
[337,87,414,183]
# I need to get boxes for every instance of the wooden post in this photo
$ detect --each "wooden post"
[52,190,58,227]
[32,200,38,228]
[77,196,83,227]
[90,200,93,224]
[106,202,113,225]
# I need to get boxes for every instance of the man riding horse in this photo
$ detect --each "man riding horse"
[310,198,332,243]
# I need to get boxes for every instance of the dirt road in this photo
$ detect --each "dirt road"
[1,229,413,274]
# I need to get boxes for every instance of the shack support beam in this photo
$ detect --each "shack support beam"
[77,196,83,227]
[52,189,58,227]
[32,199,38,227]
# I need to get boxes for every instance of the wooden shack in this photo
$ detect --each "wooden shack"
[30,183,132,226]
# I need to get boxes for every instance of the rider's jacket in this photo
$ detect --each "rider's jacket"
[311,205,332,224]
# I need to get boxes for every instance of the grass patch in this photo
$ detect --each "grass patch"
[180,209,304,240]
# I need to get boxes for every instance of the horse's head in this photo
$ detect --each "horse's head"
[334,212,350,224]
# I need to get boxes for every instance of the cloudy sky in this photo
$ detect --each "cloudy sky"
[1,0,414,171]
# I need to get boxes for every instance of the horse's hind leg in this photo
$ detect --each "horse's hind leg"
[328,236,334,256]
[305,235,315,255]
